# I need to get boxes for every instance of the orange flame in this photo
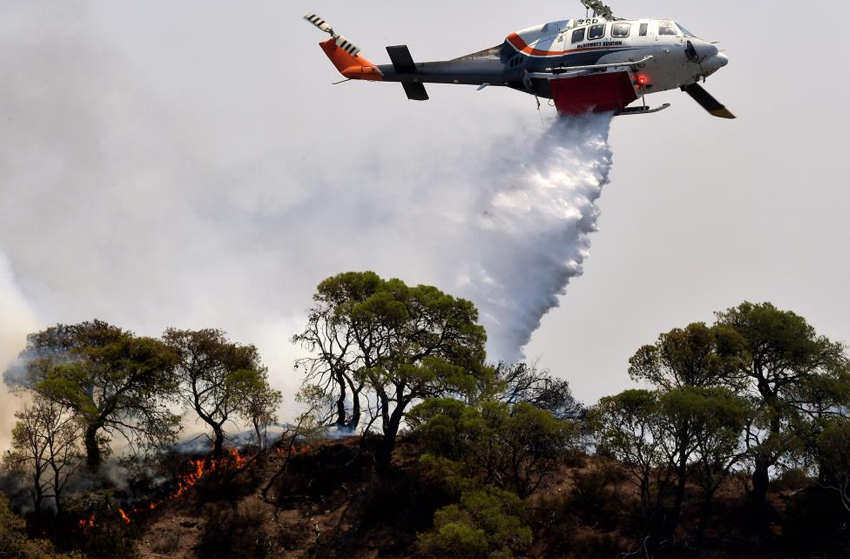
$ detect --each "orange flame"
[77,447,251,529]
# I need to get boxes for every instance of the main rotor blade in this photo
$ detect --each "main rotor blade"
[682,83,736,119]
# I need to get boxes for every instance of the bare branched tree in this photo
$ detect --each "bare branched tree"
[3,395,84,514]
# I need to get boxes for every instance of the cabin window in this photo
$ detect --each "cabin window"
[571,27,586,43]
[639,23,649,36]
[611,23,631,38]
[658,21,678,35]
[588,24,606,40]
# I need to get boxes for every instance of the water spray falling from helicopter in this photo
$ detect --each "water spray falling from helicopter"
[447,114,612,362]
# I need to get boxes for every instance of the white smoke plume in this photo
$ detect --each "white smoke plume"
[455,114,613,362]
[0,1,616,424]
[0,252,39,453]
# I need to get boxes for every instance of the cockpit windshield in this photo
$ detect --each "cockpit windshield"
[676,22,697,37]
[658,20,678,36]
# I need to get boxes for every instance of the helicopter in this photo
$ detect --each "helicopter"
[304,0,734,118]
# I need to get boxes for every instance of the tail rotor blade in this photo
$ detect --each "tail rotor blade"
[334,35,361,57]
[304,13,334,35]
[304,13,361,56]
[682,83,736,119]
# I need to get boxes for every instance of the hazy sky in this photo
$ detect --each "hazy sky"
[1,0,848,431]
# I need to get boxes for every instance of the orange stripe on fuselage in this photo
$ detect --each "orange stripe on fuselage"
[507,32,630,58]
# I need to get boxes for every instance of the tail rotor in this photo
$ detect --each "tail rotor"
[303,13,361,56]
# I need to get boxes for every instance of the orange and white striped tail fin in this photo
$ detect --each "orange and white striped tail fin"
[304,13,382,81]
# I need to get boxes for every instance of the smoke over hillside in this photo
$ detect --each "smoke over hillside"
[0,252,39,452]
[0,1,614,431]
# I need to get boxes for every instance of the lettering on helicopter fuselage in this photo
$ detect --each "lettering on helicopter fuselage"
[576,40,623,49]
[575,19,600,25]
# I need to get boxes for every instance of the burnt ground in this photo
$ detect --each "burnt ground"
[127,436,850,559]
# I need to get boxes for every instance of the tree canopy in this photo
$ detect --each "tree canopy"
[295,271,490,470]
[4,320,180,468]
[164,328,278,459]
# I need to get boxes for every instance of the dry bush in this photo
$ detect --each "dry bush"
[277,519,311,552]
[529,463,636,558]
[197,501,271,559]
[270,441,370,506]
[149,530,182,555]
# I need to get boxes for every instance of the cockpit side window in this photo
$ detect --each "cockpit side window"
[588,24,606,40]
[611,23,631,38]
[639,23,648,36]
[658,21,678,36]
[571,27,586,43]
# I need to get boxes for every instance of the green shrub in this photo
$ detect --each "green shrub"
[0,493,57,558]
[418,487,532,558]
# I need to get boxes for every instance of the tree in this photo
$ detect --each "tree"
[411,399,577,498]
[590,386,751,551]
[164,328,272,459]
[490,402,577,498]
[590,389,669,536]
[3,396,84,515]
[688,389,752,545]
[628,322,747,390]
[0,493,55,558]
[292,272,373,431]
[5,321,181,468]
[296,272,489,471]
[715,302,849,509]
[232,368,282,450]
[490,361,583,420]
[817,416,850,515]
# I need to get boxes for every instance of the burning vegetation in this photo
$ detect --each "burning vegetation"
[1,278,849,558]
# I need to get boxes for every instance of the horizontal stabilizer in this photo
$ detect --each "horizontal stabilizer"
[402,82,429,101]
[386,45,417,73]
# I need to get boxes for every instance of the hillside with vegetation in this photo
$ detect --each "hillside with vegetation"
[2,271,849,558]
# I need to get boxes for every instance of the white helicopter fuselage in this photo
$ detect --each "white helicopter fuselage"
[508,17,728,96]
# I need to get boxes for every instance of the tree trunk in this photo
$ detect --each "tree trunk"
[253,419,264,451]
[334,373,347,428]
[33,470,44,513]
[377,426,398,473]
[695,495,715,549]
[212,425,225,459]
[346,389,361,433]
[54,490,63,516]
[52,463,63,515]
[377,405,406,472]
[751,456,770,508]
[84,423,103,468]
[667,445,689,539]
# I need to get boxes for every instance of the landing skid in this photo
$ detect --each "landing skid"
[619,103,671,116]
